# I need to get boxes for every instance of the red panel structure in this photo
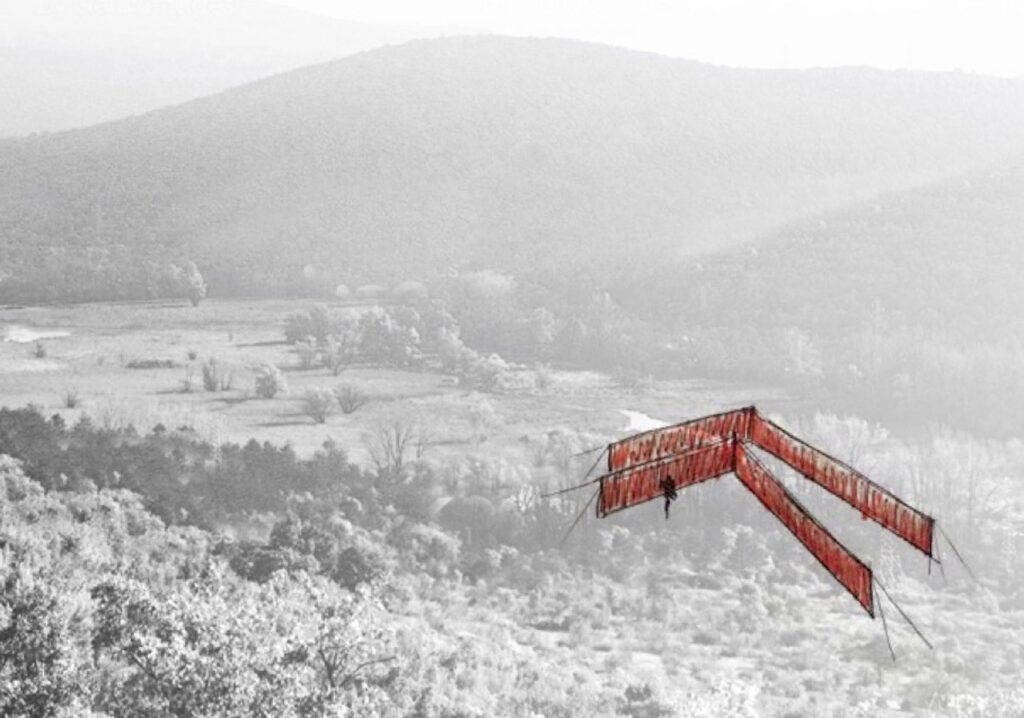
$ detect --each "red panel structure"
[597,438,737,517]
[734,443,874,616]
[748,413,934,557]
[590,406,942,620]
[607,406,755,473]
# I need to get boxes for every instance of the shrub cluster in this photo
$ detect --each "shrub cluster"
[253,362,288,398]
[283,303,459,373]
[437,328,514,392]
[301,385,370,423]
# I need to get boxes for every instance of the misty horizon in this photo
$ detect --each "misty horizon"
[4,0,1024,138]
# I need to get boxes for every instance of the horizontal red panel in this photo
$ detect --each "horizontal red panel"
[607,406,755,473]
[734,443,874,616]
[748,413,934,557]
[597,438,736,517]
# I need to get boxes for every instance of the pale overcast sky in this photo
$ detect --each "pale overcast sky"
[277,0,1024,76]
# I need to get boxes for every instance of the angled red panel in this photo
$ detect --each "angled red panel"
[597,438,736,517]
[734,443,874,616]
[607,406,755,473]
[748,413,934,557]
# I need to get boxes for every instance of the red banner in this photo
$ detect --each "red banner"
[607,407,755,473]
[597,438,737,517]
[748,413,934,557]
[734,443,874,616]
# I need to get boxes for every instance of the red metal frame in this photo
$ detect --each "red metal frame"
[603,406,934,558]
[597,406,935,616]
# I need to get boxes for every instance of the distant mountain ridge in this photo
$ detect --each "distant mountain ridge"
[2,36,1024,303]
[0,0,457,136]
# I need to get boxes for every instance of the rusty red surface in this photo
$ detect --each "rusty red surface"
[595,406,935,615]
[734,443,875,616]
[607,406,755,473]
[605,407,934,558]
[748,413,934,557]
[597,438,737,517]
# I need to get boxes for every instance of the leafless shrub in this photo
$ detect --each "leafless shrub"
[333,384,368,414]
[201,359,220,391]
[201,358,233,391]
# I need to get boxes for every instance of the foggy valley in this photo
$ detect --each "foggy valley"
[1,2,1022,716]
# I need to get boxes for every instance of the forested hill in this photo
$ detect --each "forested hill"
[2,36,1024,303]
[655,155,1024,342]
[644,156,1024,434]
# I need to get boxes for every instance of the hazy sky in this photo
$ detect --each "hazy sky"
[278,0,1024,76]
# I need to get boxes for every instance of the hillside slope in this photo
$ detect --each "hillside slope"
[2,36,1024,302]
[648,156,1024,432]
[659,156,1024,340]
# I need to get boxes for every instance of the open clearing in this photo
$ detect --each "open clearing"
[0,299,790,466]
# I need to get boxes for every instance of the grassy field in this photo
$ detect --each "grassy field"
[0,299,789,467]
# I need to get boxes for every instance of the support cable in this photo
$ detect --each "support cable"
[874,577,934,651]
[559,487,600,547]
[541,447,607,498]
[875,580,897,663]
[937,524,979,584]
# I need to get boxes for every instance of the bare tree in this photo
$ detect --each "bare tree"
[367,421,419,482]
